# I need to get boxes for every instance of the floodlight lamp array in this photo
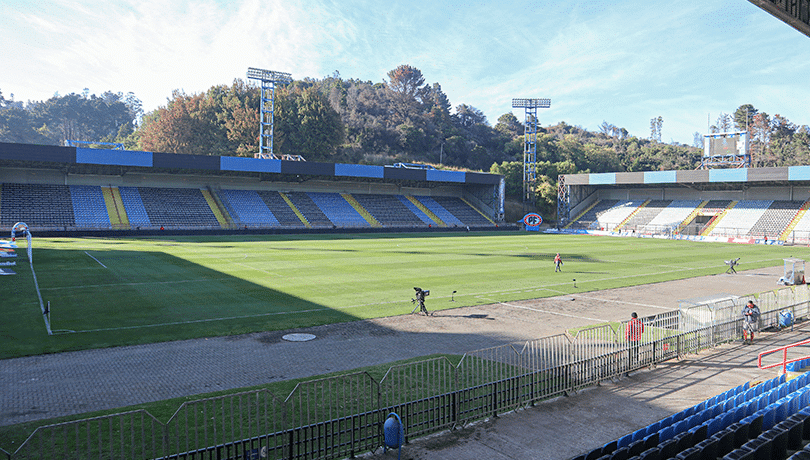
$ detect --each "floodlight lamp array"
[246,67,292,83]
[511,98,551,108]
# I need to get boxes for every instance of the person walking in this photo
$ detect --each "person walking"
[742,300,761,344]
[554,253,563,272]
[625,312,644,373]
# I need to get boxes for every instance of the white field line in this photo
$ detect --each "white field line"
[234,262,282,277]
[39,278,230,291]
[84,251,108,268]
[478,298,606,323]
[51,258,782,334]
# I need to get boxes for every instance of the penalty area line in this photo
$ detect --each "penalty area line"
[84,251,108,268]
[478,297,606,323]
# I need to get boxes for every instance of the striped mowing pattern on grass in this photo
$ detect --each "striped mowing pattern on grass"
[3,233,806,359]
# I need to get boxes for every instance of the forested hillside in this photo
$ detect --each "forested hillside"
[2,65,809,219]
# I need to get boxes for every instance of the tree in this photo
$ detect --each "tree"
[274,86,344,161]
[711,113,733,133]
[454,104,487,128]
[733,104,758,132]
[649,116,663,142]
[693,132,703,149]
[386,65,429,104]
[495,113,523,137]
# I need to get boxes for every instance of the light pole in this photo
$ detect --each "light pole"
[247,67,292,158]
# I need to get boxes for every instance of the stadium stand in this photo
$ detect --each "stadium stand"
[118,186,151,228]
[643,200,703,234]
[217,189,280,227]
[593,201,646,231]
[1,183,75,228]
[351,194,426,227]
[0,143,503,233]
[618,200,672,231]
[567,199,621,230]
[307,192,369,227]
[415,196,465,227]
[256,191,305,227]
[70,185,111,228]
[748,201,804,238]
[136,187,220,229]
[430,196,493,226]
[285,192,333,228]
[709,200,773,237]
[397,196,438,226]
[572,367,810,460]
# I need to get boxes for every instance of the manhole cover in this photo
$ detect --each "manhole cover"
[282,333,316,342]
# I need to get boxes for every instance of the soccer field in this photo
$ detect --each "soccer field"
[3,232,805,358]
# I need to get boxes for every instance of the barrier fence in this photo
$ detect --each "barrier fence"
[4,284,810,460]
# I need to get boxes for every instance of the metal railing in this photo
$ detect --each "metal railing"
[758,338,810,375]
[4,284,810,460]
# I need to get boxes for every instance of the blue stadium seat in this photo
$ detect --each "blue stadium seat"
[617,433,634,449]
[631,428,647,443]
[658,426,675,443]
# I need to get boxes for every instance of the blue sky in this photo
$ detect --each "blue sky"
[2,0,808,145]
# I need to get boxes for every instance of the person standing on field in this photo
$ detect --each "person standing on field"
[554,253,563,272]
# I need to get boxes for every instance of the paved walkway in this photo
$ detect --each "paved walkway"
[365,324,809,460]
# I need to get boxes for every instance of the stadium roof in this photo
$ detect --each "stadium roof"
[563,166,810,187]
[0,142,500,186]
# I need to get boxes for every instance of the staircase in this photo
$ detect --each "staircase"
[701,201,737,236]
[102,186,130,229]
[279,192,311,228]
[614,199,650,231]
[676,200,709,234]
[779,200,810,241]
[201,188,233,229]
[406,196,446,227]
[341,193,381,227]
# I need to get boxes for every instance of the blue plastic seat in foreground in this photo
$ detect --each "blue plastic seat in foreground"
[658,425,675,443]
[617,433,634,449]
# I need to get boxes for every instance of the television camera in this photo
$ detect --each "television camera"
[411,287,430,315]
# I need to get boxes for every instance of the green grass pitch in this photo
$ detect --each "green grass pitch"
[3,232,806,359]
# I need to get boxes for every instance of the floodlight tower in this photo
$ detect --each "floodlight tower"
[247,67,293,159]
[511,98,551,209]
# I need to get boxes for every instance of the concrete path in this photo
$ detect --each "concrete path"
[363,323,809,460]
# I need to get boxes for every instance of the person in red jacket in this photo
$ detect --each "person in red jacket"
[554,253,563,272]
[625,312,644,372]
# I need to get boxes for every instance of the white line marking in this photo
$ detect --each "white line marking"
[84,251,107,268]
[235,262,280,277]
[40,278,229,291]
[482,298,606,323]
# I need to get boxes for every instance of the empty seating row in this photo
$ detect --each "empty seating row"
[574,371,810,460]
[352,194,431,227]
[569,199,810,240]
[0,183,496,230]
[747,201,804,237]
[709,201,773,237]
[308,192,369,227]
[1,183,75,228]
[621,200,673,229]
